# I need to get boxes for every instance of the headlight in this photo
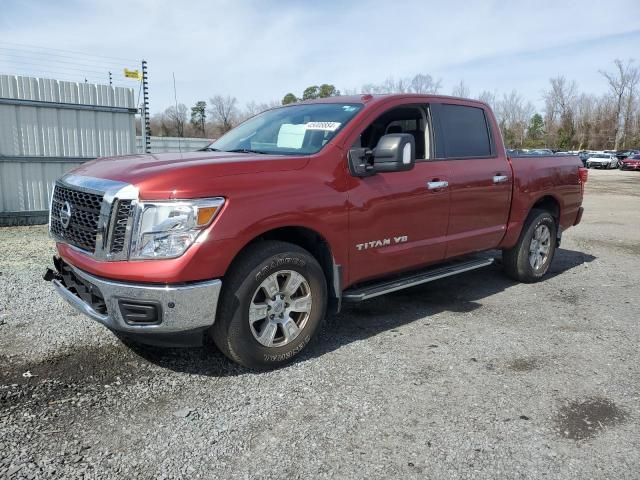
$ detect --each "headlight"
[130,198,224,259]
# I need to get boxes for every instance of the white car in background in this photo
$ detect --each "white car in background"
[586,153,619,169]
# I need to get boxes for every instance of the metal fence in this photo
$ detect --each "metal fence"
[0,74,136,225]
[137,136,213,153]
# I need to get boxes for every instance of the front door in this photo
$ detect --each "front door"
[346,104,451,285]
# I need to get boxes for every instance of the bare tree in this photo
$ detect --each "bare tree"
[377,77,410,93]
[543,76,578,148]
[239,100,280,122]
[601,59,640,148]
[163,103,188,137]
[495,90,534,147]
[476,90,497,109]
[573,94,598,149]
[209,95,238,133]
[543,76,577,122]
[451,80,470,98]
[359,73,441,95]
[410,73,442,94]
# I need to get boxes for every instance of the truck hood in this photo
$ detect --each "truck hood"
[70,151,310,199]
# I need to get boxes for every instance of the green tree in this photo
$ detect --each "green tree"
[302,86,320,100]
[556,111,576,149]
[282,93,298,105]
[190,101,206,136]
[318,84,339,98]
[527,113,544,140]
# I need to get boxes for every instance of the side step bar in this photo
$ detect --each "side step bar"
[342,258,496,302]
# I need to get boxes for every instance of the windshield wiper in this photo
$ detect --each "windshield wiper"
[199,146,222,151]
[225,148,269,155]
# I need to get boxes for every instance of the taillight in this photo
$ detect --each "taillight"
[578,167,588,193]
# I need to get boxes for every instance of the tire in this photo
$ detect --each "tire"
[502,209,557,283]
[210,240,327,369]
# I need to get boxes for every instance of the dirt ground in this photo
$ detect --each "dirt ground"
[1,168,639,479]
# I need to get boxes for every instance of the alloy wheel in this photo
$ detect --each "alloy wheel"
[529,224,551,270]
[248,270,312,347]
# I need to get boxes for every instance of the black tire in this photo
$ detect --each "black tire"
[502,209,557,283]
[210,240,327,369]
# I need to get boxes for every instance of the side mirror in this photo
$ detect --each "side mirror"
[348,133,416,177]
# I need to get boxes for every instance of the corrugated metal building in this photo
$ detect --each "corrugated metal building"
[1,75,216,226]
[0,74,136,225]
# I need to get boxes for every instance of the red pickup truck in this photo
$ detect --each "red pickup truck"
[45,94,587,369]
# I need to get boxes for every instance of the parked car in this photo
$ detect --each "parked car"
[619,153,640,171]
[529,148,555,155]
[44,94,587,369]
[586,153,619,169]
[578,151,590,166]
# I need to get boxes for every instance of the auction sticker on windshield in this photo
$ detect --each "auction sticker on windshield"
[305,122,341,131]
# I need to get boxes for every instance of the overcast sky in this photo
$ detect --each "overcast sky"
[2,0,640,114]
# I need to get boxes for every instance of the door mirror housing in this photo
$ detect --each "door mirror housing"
[348,133,416,177]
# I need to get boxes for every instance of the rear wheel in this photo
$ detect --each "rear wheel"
[502,209,557,283]
[210,240,327,369]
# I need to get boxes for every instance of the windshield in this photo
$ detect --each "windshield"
[207,103,363,156]
[592,154,609,158]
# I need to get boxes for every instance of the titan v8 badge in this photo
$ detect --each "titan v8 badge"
[356,236,407,251]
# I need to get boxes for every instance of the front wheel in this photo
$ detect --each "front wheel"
[210,241,327,369]
[502,209,557,283]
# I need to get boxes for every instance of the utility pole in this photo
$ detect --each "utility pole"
[141,60,151,154]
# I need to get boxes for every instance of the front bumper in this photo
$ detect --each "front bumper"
[45,257,222,346]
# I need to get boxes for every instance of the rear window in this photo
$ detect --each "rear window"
[439,104,492,158]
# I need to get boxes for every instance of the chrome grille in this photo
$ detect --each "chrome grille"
[109,200,133,254]
[50,185,103,252]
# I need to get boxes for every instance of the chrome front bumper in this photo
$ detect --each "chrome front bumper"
[49,262,222,339]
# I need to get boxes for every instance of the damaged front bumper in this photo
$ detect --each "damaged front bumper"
[44,256,222,346]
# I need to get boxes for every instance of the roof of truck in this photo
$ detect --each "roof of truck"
[297,93,490,110]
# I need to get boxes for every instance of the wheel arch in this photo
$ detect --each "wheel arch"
[527,194,562,244]
[225,225,341,311]
[500,193,563,250]
[530,195,561,223]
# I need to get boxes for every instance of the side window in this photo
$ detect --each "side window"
[352,105,431,160]
[438,104,492,158]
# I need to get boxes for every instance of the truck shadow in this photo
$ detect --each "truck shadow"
[126,247,595,376]
[302,247,595,362]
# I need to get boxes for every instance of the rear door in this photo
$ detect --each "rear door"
[346,103,450,285]
[431,103,512,257]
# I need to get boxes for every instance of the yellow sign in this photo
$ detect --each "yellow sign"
[124,68,142,80]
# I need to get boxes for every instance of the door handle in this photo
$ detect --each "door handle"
[427,180,449,190]
[493,174,509,184]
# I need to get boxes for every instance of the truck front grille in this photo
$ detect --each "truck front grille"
[50,185,104,253]
[109,200,133,254]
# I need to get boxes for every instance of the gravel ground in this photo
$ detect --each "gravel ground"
[1,169,639,479]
